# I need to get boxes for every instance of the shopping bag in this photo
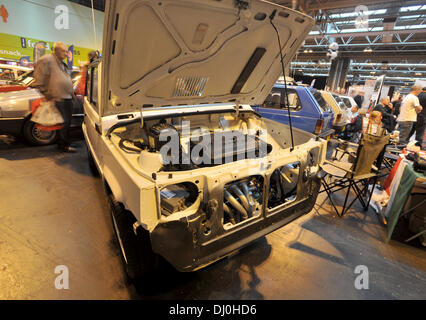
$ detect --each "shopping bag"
[31,99,64,131]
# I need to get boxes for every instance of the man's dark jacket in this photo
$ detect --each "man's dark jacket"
[373,103,394,132]
[418,92,426,116]
[354,95,364,108]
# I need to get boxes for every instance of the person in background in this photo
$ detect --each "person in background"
[392,95,403,118]
[33,41,76,153]
[348,105,359,122]
[354,90,365,109]
[373,97,397,132]
[88,50,98,63]
[396,85,423,145]
[75,51,100,96]
[342,106,362,140]
[409,87,426,148]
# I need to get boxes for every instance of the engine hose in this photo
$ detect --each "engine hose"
[239,182,254,206]
[224,189,248,220]
[229,184,251,214]
[223,203,236,224]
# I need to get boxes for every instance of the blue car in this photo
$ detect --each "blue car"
[253,84,335,139]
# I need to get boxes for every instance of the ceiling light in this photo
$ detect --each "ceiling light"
[363,47,373,52]
[308,50,313,53]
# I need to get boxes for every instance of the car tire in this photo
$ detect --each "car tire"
[86,145,99,177]
[22,119,57,146]
[108,194,159,282]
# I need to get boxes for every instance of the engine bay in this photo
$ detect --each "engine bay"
[109,110,277,173]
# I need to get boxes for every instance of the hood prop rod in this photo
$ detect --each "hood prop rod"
[270,9,295,152]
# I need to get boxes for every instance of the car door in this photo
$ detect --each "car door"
[83,61,102,172]
[254,87,316,133]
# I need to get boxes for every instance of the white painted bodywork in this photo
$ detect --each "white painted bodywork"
[83,0,327,270]
[0,88,42,118]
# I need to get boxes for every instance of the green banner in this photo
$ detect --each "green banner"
[0,32,97,67]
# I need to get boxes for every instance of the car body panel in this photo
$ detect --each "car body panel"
[320,91,347,129]
[100,0,314,116]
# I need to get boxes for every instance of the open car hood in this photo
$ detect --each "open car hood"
[101,0,314,116]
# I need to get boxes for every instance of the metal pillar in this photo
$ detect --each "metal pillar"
[326,57,350,92]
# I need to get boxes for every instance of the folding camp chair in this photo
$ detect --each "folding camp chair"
[383,147,400,171]
[320,133,390,217]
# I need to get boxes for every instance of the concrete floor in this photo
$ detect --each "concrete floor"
[0,131,425,300]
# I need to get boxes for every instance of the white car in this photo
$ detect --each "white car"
[0,70,83,145]
[320,91,348,132]
[339,95,358,109]
[84,0,327,280]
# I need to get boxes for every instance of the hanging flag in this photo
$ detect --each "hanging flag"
[19,56,31,67]
[67,45,74,70]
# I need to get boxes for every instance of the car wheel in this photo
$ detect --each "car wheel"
[108,194,159,282]
[22,120,57,146]
[86,145,99,177]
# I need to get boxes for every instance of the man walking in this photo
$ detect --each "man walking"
[33,41,76,152]
[396,85,423,145]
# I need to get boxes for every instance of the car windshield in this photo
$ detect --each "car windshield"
[341,97,352,109]
[310,89,331,113]
[332,94,347,110]
[262,87,301,110]
[332,94,342,103]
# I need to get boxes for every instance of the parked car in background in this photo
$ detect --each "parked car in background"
[0,70,35,93]
[253,84,335,139]
[320,91,347,133]
[0,64,32,85]
[339,95,358,110]
[0,70,83,145]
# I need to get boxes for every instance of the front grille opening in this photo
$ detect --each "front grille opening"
[268,162,300,209]
[223,175,264,229]
[160,182,198,217]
